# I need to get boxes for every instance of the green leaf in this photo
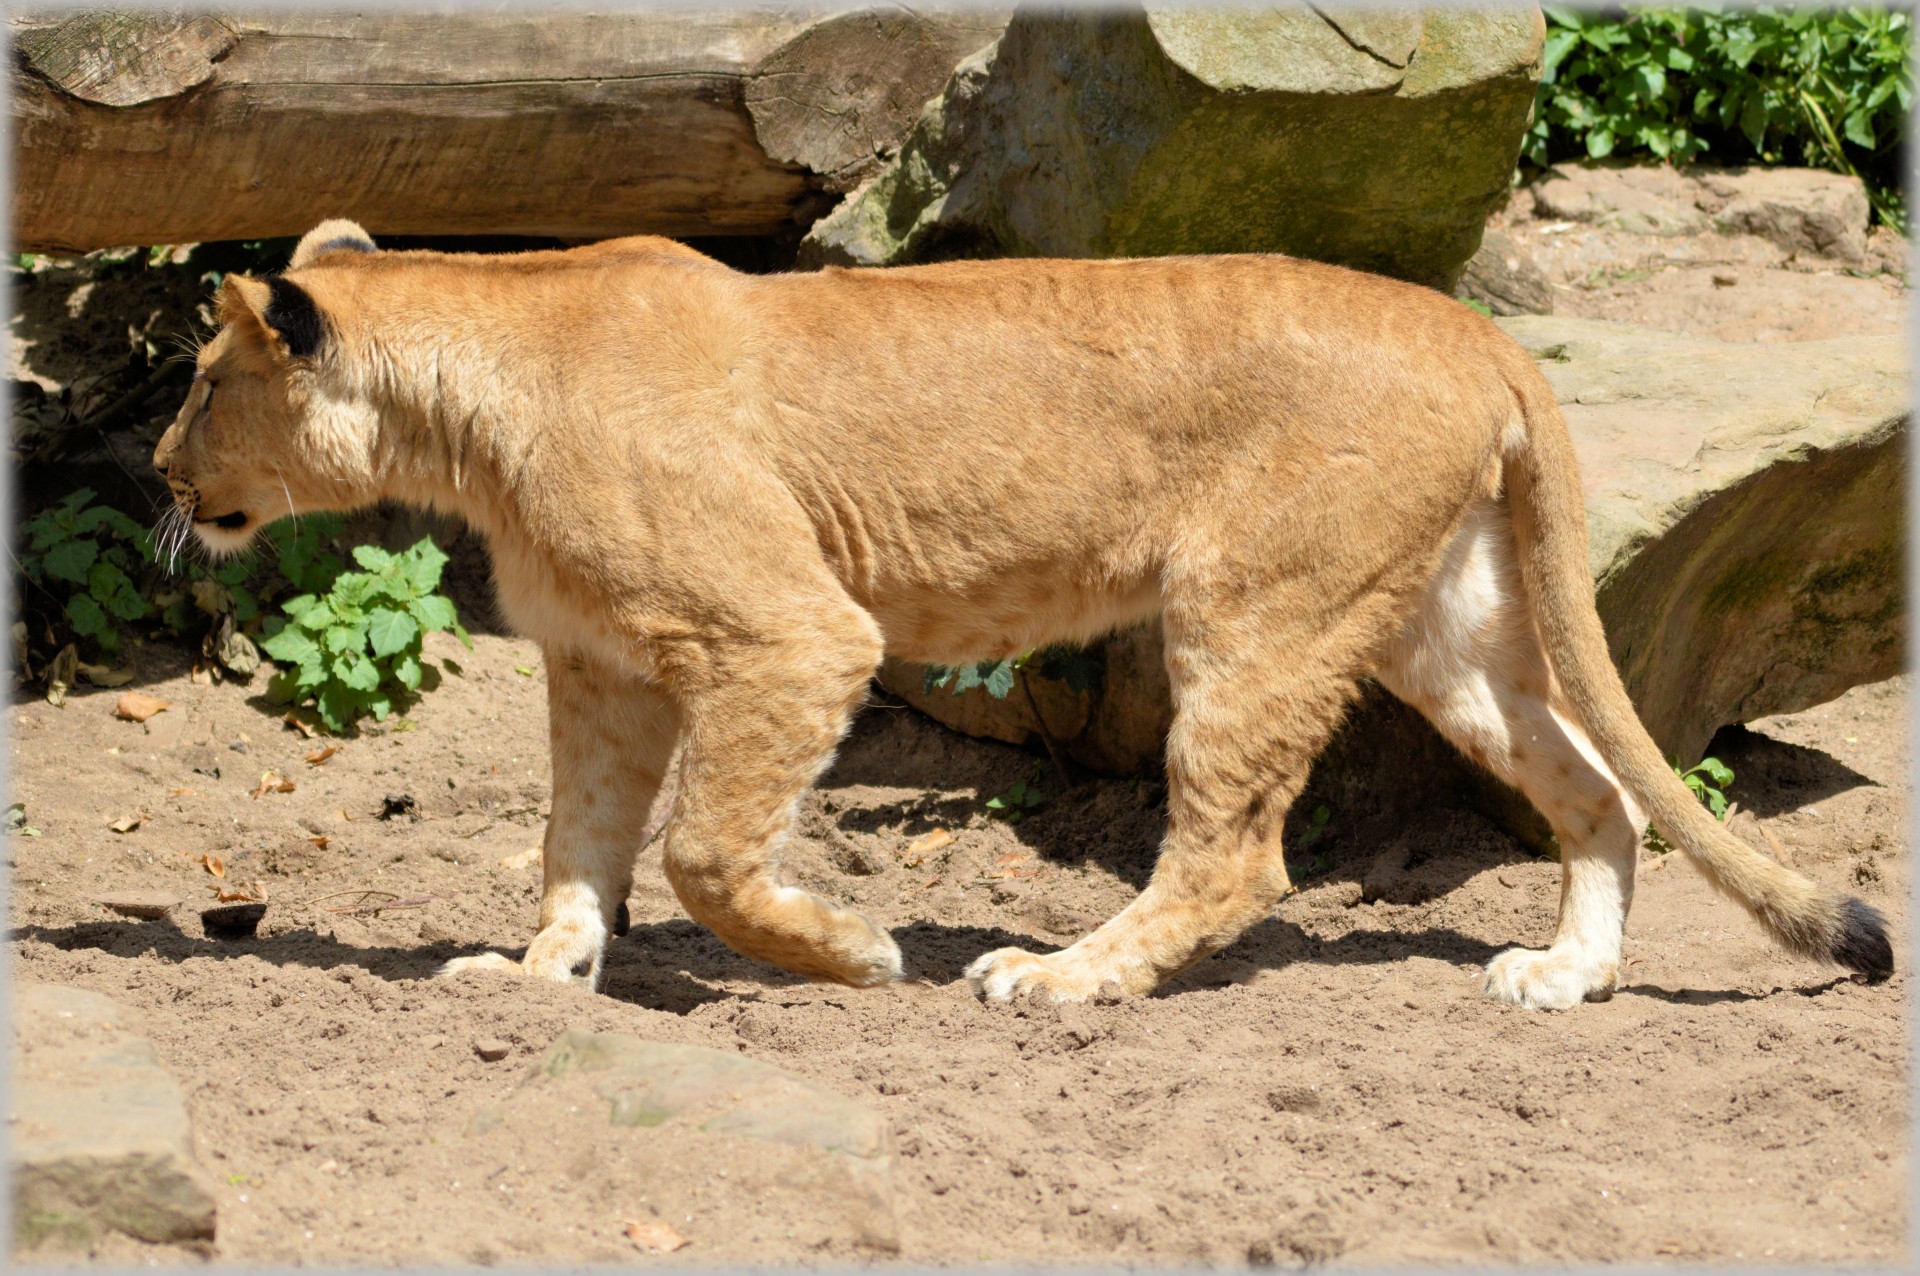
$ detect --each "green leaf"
[260,626,323,667]
[41,538,97,583]
[90,564,149,621]
[391,651,423,692]
[402,538,449,594]
[982,660,1016,699]
[316,683,360,732]
[66,592,109,638]
[351,545,395,573]
[406,594,457,632]
[366,607,419,658]
[1844,107,1876,148]
[332,648,381,692]
[451,623,473,650]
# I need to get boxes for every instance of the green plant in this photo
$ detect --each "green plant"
[260,537,470,732]
[1527,6,1912,230]
[923,644,1103,699]
[13,488,155,654]
[985,773,1046,824]
[1645,755,1734,853]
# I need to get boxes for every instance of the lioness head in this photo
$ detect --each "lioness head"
[152,219,382,555]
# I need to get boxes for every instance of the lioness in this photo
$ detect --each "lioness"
[153,219,1891,1010]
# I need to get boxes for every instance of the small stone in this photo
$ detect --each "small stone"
[200,903,267,940]
[380,793,420,821]
[95,891,178,920]
[473,1038,511,1062]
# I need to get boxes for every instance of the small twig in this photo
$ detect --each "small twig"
[1020,673,1075,791]
[1757,822,1794,867]
[83,357,184,440]
[305,887,399,910]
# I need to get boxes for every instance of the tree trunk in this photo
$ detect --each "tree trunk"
[10,7,1007,254]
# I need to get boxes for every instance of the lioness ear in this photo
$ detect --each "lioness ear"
[218,274,327,361]
[289,218,377,269]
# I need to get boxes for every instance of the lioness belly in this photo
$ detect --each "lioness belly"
[873,572,1163,666]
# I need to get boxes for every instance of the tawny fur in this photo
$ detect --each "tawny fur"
[151,220,1891,1009]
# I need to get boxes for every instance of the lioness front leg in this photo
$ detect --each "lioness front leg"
[440,649,678,988]
[661,608,902,987]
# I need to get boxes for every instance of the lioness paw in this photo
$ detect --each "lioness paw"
[1481,947,1615,1011]
[437,951,523,980]
[836,922,906,987]
[966,947,1110,1003]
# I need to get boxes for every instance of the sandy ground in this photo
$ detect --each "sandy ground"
[7,177,1911,1267]
[6,626,1909,1266]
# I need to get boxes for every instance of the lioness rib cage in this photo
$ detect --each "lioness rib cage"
[152,219,1892,1010]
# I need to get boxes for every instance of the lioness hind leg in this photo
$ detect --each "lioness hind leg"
[1378,499,1646,1010]
[660,609,902,987]
[440,650,678,989]
[969,584,1376,1002]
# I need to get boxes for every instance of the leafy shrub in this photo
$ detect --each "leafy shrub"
[1645,755,1734,853]
[986,774,1046,824]
[923,644,1104,700]
[14,488,153,653]
[10,488,348,663]
[1526,5,1912,229]
[260,537,470,732]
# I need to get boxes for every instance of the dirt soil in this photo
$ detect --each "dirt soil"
[1489,183,1909,343]
[7,208,1910,1268]
[7,635,1910,1267]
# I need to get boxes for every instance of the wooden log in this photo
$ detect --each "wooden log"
[10,7,1006,254]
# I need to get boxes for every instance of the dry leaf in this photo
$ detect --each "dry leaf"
[624,1220,689,1253]
[250,770,296,799]
[986,851,1039,880]
[282,712,318,738]
[335,808,352,823]
[308,835,330,850]
[198,853,226,878]
[45,643,78,707]
[304,745,339,766]
[77,661,134,688]
[499,847,542,870]
[114,691,171,723]
[167,787,197,798]
[212,882,265,903]
[108,815,141,834]
[189,661,215,686]
[901,828,953,866]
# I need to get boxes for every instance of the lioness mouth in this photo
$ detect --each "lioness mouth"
[198,510,250,530]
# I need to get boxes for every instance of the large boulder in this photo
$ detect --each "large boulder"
[464,1030,898,1255]
[799,3,1545,289]
[9,983,217,1251]
[882,316,1905,836]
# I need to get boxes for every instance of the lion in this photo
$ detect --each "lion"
[152,218,1892,1010]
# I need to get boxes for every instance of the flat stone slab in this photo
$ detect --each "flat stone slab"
[93,891,179,920]
[9,982,217,1251]
[465,1030,897,1253]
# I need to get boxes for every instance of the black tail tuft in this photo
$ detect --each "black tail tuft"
[1832,896,1894,982]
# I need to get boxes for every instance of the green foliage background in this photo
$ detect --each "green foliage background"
[1526,5,1913,229]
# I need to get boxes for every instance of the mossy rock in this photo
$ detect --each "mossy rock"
[800,4,1544,289]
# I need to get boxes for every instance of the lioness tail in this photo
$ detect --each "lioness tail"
[1498,365,1892,982]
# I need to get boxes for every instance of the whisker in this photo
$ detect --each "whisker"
[272,463,298,536]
